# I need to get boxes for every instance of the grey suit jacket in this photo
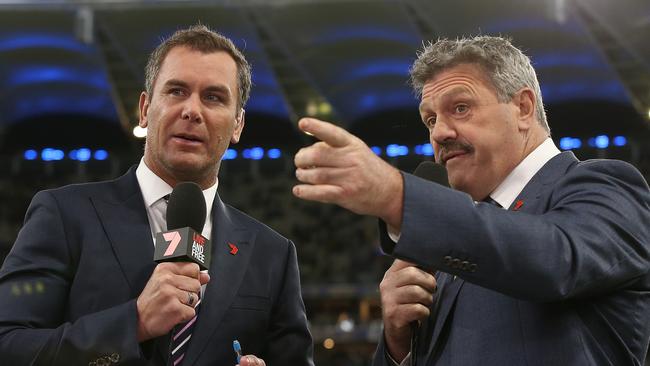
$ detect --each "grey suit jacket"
[0,167,314,365]
[374,152,650,365]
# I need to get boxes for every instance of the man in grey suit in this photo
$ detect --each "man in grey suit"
[0,25,313,365]
[293,36,650,365]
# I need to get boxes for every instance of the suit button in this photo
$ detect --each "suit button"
[469,263,477,272]
[460,261,470,271]
[443,256,452,266]
[451,258,461,268]
[110,353,120,363]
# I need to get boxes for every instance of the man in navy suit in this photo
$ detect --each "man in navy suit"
[293,36,650,365]
[0,25,313,366]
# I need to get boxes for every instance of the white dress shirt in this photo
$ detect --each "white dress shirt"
[135,158,218,243]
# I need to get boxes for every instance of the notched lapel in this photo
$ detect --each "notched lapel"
[510,151,578,212]
[91,170,155,298]
[424,272,464,363]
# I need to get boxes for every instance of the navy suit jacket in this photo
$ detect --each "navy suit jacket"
[0,167,313,365]
[374,152,650,365]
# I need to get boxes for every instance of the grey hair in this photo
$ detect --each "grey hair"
[144,24,252,110]
[409,35,550,134]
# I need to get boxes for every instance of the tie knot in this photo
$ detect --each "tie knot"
[484,196,502,208]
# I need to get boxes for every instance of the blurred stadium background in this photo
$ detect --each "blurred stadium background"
[0,0,649,364]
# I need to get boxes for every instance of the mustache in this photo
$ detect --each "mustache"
[437,140,474,162]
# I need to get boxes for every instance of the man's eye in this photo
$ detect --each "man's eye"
[425,116,436,128]
[205,94,221,102]
[454,104,469,113]
[169,88,185,96]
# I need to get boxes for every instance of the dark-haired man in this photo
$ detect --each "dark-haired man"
[0,25,313,366]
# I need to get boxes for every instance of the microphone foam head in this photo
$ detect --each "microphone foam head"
[166,182,207,233]
[413,161,450,187]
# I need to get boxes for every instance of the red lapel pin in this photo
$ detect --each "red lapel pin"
[228,242,239,255]
[513,200,524,211]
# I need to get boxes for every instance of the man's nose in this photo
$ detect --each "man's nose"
[430,118,456,144]
[181,94,202,122]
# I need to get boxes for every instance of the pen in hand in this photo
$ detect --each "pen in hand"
[233,339,242,364]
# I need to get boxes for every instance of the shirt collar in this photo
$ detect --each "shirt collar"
[135,158,219,212]
[490,138,560,209]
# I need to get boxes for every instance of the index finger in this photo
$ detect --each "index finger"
[298,117,352,148]
[159,262,200,279]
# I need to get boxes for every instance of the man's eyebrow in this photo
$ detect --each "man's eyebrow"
[162,79,189,88]
[161,79,232,98]
[419,87,471,112]
[204,84,231,96]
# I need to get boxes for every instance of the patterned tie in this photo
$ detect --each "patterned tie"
[170,297,201,366]
[162,193,201,366]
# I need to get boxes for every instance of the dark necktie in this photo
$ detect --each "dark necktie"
[484,196,503,208]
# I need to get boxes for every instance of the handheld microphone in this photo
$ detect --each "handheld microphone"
[410,161,449,366]
[153,182,212,270]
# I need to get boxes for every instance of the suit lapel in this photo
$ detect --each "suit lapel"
[184,194,257,365]
[422,272,464,362]
[91,168,170,363]
[421,152,578,363]
[508,151,578,212]
[91,167,156,298]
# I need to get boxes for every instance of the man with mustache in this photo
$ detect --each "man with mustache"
[0,25,313,366]
[293,36,650,365]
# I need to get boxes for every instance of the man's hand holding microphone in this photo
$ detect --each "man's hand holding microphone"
[137,182,211,342]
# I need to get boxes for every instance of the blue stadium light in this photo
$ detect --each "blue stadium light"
[267,148,281,159]
[370,146,382,156]
[414,144,423,155]
[93,149,108,161]
[223,149,237,160]
[398,145,409,156]
[560,137,582,150]
[612,136,627,147]
[386,144,409,157]
[249,147,264,160]
[242,149,251,159]
[77,148,91,162]
[386,144,400,157]
[41,148,64,161]
[0,33,91,53]
[69,149,78,160]
[421,143,434,156]
[559,137,572,150]
[24,149,38,160]
[594,135,609,149]
[571,138,582,149]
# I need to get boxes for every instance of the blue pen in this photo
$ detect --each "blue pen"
[233,340,242,364]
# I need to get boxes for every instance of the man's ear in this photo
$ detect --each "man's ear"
[514,88,536,131]
[138,92,149,128]
[230,108,245,144]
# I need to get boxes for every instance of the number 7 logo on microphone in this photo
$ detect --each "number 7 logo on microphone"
[163,231,181,256]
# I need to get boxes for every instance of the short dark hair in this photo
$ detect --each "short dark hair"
[144,24,252,110]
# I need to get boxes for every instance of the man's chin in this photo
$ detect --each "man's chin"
[163,156,216,180]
